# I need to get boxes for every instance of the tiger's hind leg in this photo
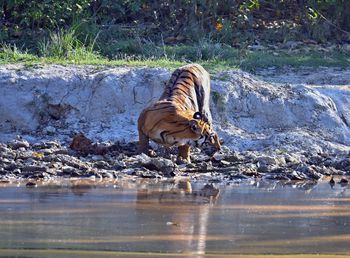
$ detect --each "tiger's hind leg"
[138,129,150,154]
[178,145,191,163]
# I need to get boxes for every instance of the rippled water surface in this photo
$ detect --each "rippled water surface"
[1,179,350,258]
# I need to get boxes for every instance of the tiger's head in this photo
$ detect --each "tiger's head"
[189,112,221,153]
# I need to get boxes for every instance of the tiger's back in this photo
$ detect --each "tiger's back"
[159,63,213,125]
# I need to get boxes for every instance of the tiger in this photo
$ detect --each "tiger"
[137,63,221,163]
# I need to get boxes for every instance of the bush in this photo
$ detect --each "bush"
[1,0,349,57]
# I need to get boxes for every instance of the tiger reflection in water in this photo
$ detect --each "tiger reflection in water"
[136,181,219,255]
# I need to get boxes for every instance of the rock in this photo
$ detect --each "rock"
[38,149,53,155]
[133,168,161,178]
[99,170,115,179]
[9,139,30,150]
[304,166,323,180]
[4,162,19,171]
[197,184,220,199]
[21,165,47,172]
[90,155,104,161]
[94,160,111,169]
[134,153,152,164]
[121,168,137,175]
[196,161,213,172]
[192,153,210,162]
[247,44,266,51]
[43,126,56,135]
[69,133,108,155]
[225,152,244,163]
[284,153,301,164]
[263,174,290,181]
[241,167,258,177]
[144,157,176,176]
[53,149,70,155]
[255,156,285,167]
[0,158,11,165]
[289,170,307,180]
[34,141,61,149]
[334,158,350,171]
[342,44,350,52]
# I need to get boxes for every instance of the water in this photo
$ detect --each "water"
[0,179,350,258]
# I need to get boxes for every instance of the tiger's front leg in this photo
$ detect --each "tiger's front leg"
[178,145,191,163]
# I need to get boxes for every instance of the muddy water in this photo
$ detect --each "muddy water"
[0,179,350,258]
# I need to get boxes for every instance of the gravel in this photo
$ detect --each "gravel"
[0,135,349,184]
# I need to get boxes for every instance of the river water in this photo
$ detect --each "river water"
[0,178,350,258]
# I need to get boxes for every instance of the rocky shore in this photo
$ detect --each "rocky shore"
[0,65,349,185]
[1,135,349,186]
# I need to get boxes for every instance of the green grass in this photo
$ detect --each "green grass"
[0,40,349,73]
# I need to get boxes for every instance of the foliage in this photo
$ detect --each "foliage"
[1,0,349,46]
[0,0,349,71]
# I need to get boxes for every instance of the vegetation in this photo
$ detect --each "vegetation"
[0,0,349,71]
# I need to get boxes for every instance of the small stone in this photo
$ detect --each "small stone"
[53,149,70,155]
[256,156,280,166]
[94,160,110,169]
[41,149,53,155]
[339,178,349,186]
[197,161,213,171]
[289,170,307,180]
[166,221,179,226]
[134,168,160,178]
[44,141,61,148]
[256,162,269,173]
[100,171,115,179]
[219,160,231,167]
[10,139,30,150]
[62,166,76,174]
[212,152,226,161]
[121,168,136,175]
[13,168,21,175]
[91,155,104,161]
[26,181,37,188]
[4,162,19,171]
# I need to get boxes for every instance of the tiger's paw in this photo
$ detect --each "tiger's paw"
[148,149,157,157]
[176,156,191,165]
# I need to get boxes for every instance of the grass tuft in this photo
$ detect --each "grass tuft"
[37,27,101,62]
[0,44,38,63]
[1,31,349,73]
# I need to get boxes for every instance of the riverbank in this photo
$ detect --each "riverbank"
[0,64,349,183]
